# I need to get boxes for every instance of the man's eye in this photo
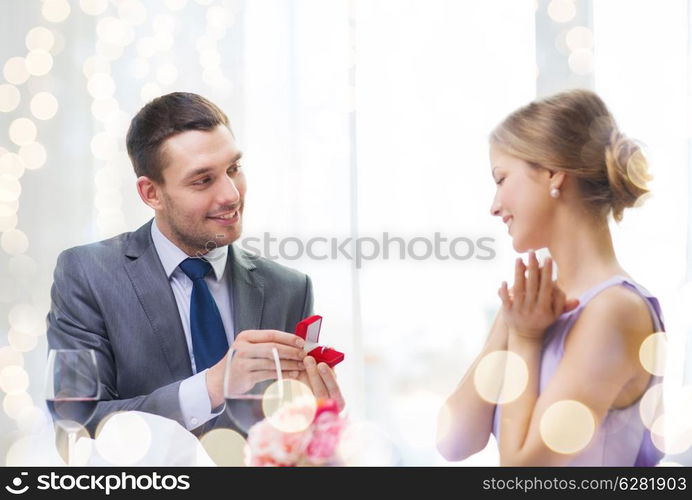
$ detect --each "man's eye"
[228,163,241,174]
[194,177,211,185]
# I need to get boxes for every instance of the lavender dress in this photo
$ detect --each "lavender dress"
[491,275,665,466]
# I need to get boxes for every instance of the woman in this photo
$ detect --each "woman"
[437,89,664,466]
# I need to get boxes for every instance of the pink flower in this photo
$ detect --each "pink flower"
[246,398,345,466]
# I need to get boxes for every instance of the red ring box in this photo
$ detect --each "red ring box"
[295,315,344,368]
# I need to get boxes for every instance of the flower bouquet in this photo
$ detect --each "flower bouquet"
[245,398,346,466]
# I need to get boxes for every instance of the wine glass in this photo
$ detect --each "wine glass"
[223,347,286,434]
[45,349,100,465]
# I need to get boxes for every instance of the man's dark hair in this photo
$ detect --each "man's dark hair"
[126,92,230,184]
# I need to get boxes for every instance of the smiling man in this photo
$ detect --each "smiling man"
[47,92,343,437]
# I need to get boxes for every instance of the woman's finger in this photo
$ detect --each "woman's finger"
[525,251,539,306]
[498,281,512,313]
[538,257,553,306]
[552,287,566,317]
[513,258,526,305]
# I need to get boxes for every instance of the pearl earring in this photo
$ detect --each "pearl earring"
[550,187,560,198]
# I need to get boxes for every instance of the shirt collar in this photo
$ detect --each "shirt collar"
[150,218,228,281]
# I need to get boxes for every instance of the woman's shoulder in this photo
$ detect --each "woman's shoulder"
[565,282,655,354]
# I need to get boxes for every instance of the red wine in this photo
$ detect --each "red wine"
[46,398,98,425]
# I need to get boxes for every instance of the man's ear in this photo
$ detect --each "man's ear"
[136,176,164,210]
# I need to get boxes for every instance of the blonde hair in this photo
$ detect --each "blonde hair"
[490,89,650,222]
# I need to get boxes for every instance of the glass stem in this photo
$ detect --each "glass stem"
[67,430,76,466]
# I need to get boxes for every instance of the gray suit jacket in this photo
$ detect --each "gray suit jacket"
[46,219,313,436]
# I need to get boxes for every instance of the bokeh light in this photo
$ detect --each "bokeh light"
[19,142,47,170]
[0,346,23,370]
[0,214,18,232]
[95,412,153,465]
[26,50,54,76]
[42,0,71,23]
[90,132,118,160]
[8,329,38,352]
[199,428,247,466]
[41,0,71,23]
[0,176,22,204]
[639,382,664,429]
[547,0,576,24]
[103,111,130,138]
[3,391,33,419]
[649,385,692,455]
[9,118,38,146]
[97,17,134,48]
[540,400,595,454]
[80,0,109,16]
[568,49,594,75]
[262,379,317,433]
[0,365,30,394]
[206,5,232,31]
[1,228,30,255]
[473,350,528,404]
[26,27,56,52]
[9,303,44,336]
[0,153,25,178]
[639,332,666,376]
[118,0,148,27]
[96,40,125,61]
[3,57,30,86]
[30,92,59,120]
[0,84,20,113]
[5,436,34,466]
[565,26,593,51]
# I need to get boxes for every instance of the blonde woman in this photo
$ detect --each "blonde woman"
[437,90,664,466]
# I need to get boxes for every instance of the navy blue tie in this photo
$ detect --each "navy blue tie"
[179,257,229,372]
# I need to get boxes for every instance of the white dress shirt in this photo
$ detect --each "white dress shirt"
[150,219,234,430]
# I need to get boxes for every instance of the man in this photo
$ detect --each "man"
[47,92,343,436]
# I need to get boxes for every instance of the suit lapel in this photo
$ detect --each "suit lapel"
[229,244,264,336]
[123,220,192,380]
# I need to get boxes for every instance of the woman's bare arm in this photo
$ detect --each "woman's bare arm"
[436,310,508,461]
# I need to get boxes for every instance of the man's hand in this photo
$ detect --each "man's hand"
[206,329,306,407]
[297,356,346,411]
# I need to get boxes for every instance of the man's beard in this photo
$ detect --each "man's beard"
[161,195,242,256]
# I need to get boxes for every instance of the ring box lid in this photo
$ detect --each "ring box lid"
[295,315,322,352]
